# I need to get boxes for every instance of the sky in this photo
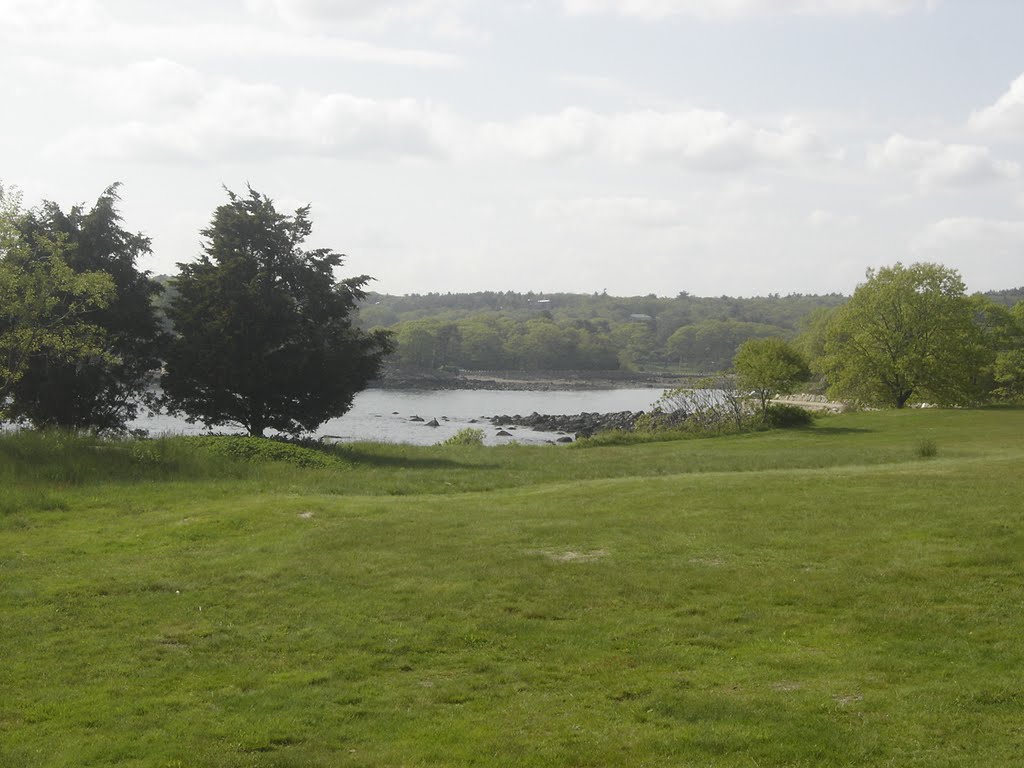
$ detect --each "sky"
[2,0,1023,298]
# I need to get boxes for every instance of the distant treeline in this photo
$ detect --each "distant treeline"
[152,280,1024,374]
[356,288,1021,373]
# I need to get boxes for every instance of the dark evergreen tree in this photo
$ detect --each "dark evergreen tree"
[161,187,393,437]
[7,185,165,432]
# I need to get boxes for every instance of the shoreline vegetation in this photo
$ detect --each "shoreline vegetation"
[373,366,702,392]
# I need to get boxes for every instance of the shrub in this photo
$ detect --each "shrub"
[654,376,758,435]
[441,428,485,446]
[917,438,938,458]
[179,435,344,468]
[763,404,814,428]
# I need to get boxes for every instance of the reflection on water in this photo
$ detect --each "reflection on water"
[132,387,665,446]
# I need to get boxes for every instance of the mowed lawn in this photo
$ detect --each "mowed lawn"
[2,409,1023,767]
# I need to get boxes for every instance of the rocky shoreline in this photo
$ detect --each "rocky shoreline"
[490,410,643,439]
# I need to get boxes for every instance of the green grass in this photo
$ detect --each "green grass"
[2,409,1023,766]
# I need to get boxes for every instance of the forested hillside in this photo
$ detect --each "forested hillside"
[358,290,849,372]
[153,278,1024,375]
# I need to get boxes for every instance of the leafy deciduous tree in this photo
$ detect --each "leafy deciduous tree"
[989,300,1024,401]
[0,184,115,411]
[161,187,393,437]
[6,185,166,432]
[817,263,988,408]
[733,337,810,417]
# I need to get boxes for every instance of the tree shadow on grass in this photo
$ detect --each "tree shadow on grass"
[336,449,497,471]
[807,426,875,435]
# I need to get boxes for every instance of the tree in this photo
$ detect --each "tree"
[989,300,1024,401]
[6,185,166,432]
[612,322,655,371]
[1,184,114,410]
[733,337,810,417]
[817,263,988,408]
[161,187,393,437]
[507,318,572,370]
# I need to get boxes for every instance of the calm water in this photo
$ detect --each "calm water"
[132,387,667,446]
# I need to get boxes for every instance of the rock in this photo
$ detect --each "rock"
[409,415,424,422]
[425,418,440,427]
[556,436,573,443]
[488,409,645,437]
[496,430,513,437]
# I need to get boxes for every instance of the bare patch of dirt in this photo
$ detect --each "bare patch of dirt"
[771,681,804,692]
[530,549,609,563]
[688,556,725,567]
[833,693,864,706]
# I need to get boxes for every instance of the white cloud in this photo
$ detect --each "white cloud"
[562,0,934,20]
[0,0,101,26]
[0,3,463,69]
[534,196,689,228]
[480,107,833,170]
[869,134,1020,188]
[914,217,1024,255]
[555,73,624,93]
[90,59,206,117]
[47,63,838,175]
[48,69,456,163]
[970,72,1024,139]
[250,0,459,25]
[246,0,484,39]
[808,209,859,228]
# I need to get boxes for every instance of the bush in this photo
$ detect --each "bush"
[441,428,485,446]
[763,404,814,428]
[917,438,938,458]
[179,435,345,468]
[653,377,758,435]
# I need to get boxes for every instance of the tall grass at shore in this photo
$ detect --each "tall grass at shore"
[2,409,1023,766]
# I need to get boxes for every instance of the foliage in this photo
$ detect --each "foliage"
[0,429,237,485]
[733,337,810,417]
[817,262,989,408]
[0,184,115,409]
[993,348,1024,401]
[665,318,783,370]
[369,291,847,373]
[762,403,815,428]
[161,187,394,437]
[647,375,757,435]
[916,437,938,458]
[977,299,1024,401]
[440,427,485,446]
[178,435,345,468]
[5,185,166,432]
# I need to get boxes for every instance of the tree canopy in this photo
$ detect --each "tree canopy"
[0,184,115,410]
[817,262,989,408]
[161,188,393,437]
[5,185,165,432]
[733,337,810,417]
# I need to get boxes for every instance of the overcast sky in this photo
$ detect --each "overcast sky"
[3,0,1023,297]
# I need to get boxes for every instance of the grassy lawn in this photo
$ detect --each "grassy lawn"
[2,409,1022,766]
